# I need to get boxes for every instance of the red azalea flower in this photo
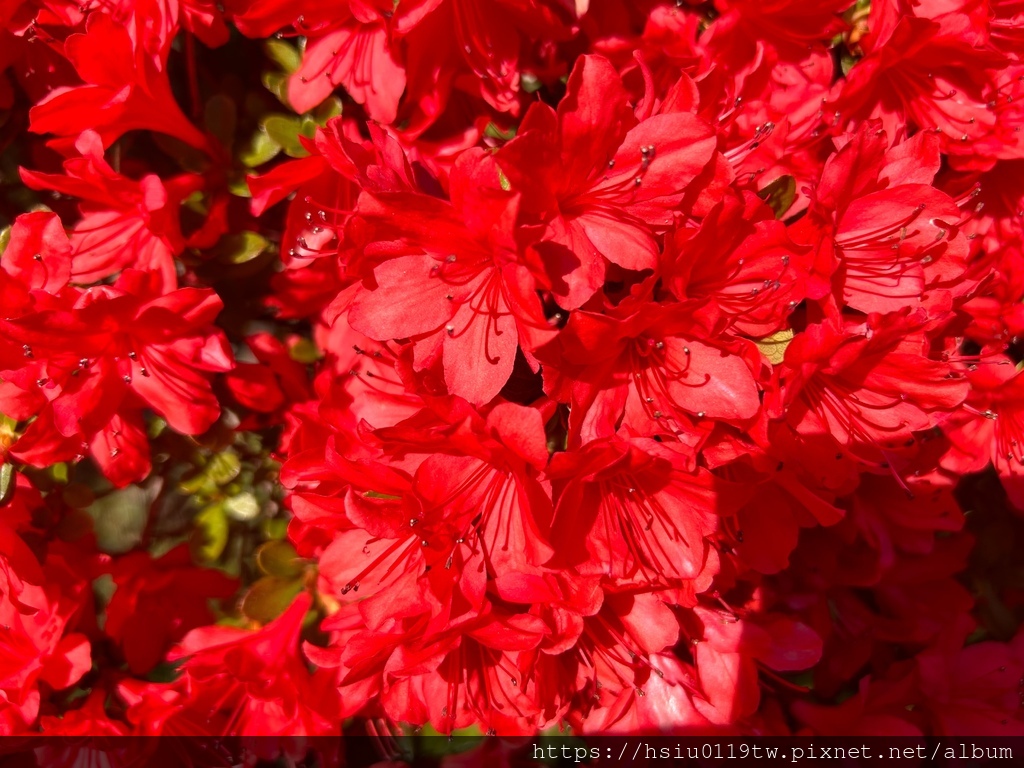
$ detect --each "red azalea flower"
[496,54,719,308]
[942,361,1024,510]
[0,268,233,486]
[915,617,1024,735]
[315,399,555,610]
[826,11,1014,170]
[287,2,405,123]
[0,524,91,735]
[768,310,969,467]
[793,124,972,315]
[707,0,853,56]
[394,0,571,118]
[793,676,923,736]
[20,131,201,289]
[168,592,340,735]
[29,10,209,153]
[547,291,760,446]
[3,0,1024,742]
[105,545,238,675]
[661,191,810,337]
[547,436,730,585]
[0,210,72,295]
[348,147,554,405]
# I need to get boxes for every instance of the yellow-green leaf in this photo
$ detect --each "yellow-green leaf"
[190,503,229,563]
[89,486,150,554]
[224,491,260,521]
[264,38,302,73]
[262,115,310,158]
[289,337,322,363]
[239,129,282,168]
[364,490,402,500]
[755,328,795,364]
[215,231,270,265]
[0,463,14,507]
[228,177,253,198]
[311,97,343,124]
[240,576,304,623]
[260,516,290,541]
[262,71,289,105]
[758,175,797,220]
[256,540,304,578]
[207,450,242,486]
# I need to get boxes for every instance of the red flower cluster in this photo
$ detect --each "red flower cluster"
[1,0,1023,741]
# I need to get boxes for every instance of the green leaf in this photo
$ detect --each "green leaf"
[484,123,517,141]
[364,490,402,500]
[239,129,282,168]
[0,463,14,507]
[190,503,230,563]
[147,417,167,439]
[261,71,290,105]
[289,337,322,363]
[754,327,794,365]
[92,573,115,612]
[50,462,68,484]
[215,231,270,265]
[178,471,213,496]
[146,660,184,683]
[758,175,797,220]
[497,167,511,192]
[841,52,860,76]
[224,490,261,521]
[264,38,302,73]
[88,486,150,554]
[262,114,310,158]
[260,516,290,541]
[207,449,242,485]
[311,97,343,124]
[228,178,253,198]
[520,73,542,94]
[240,577,304,623]
[256,540,304,578]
